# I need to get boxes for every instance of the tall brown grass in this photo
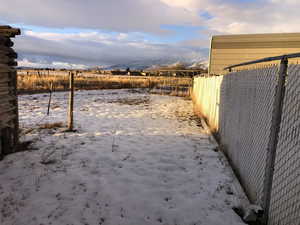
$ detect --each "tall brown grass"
[17,72,192,94]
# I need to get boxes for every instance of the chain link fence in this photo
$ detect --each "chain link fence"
[268,64,300,225]
[192,59,299,225]
[219,67,278,205]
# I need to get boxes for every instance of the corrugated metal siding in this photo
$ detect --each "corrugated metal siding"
[209,33,300,75]
[0,26,20,159]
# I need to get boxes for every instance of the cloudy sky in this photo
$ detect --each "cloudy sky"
[1,0,299,69]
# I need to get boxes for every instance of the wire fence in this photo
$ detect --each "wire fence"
[268,64,300,225]
[192,54,300,225]
[17,72,193,137]
[220,66,277,206]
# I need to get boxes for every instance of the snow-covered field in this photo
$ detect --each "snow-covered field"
[0,89,245,225]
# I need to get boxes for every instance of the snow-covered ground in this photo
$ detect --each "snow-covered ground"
[0,89,245,225]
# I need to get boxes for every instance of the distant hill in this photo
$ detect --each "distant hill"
[146,61,208,71]
[17,59,208,72]
[103,59,174,70]
[105,60,208,71]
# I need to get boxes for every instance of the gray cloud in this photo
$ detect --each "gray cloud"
[1,0,206,67]
[14,32,207,68]
[2,0,300,35]
[3,0,300,68]
[0,0,201,34]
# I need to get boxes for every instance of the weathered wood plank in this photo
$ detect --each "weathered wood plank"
[0,66,15,72]
[0,80,9,85]
[0,56,17,65]
[0,26,12,29]
[5,61,17,66]
[0,127,15,155]
[0,77,11,86]
[0,51,17,58]
[0,116,16,128]
[0,46,16,54]
[0,87,13,96]
[0,72,9,78]
[0,71,11,74]
[0,93,15,100]
[0,28,21,37]
[0,36,13,47]
[0,55,11,62]
[0,100,13,107]
[0,95,16,103]
[0,84,11,90]
[0,98,15,106]
[0,83,9,89]
[0,106,16,116]
[0,100,10,106]
[0,90,9,96]
[0,25,20,157]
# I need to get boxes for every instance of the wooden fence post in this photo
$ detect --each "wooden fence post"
[68,72,74,131]
[47,82,53,116]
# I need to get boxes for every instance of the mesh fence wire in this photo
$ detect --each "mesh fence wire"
[219,66,278,205]
[193,63,299,225]
[268,64,300,225]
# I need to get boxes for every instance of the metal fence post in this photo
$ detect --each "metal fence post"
[262,57,288,224]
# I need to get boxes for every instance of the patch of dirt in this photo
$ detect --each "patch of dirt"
[107,97,150,105]
[20,122,65,137]
[38,122,64,130]
[174,110,203,128]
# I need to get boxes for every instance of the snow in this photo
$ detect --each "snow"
[0,89,245,225]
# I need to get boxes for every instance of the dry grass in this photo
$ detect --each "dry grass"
[19,122,64,138]
[38,122,64,130]
[17,72,192,94]
[150,85,192,98]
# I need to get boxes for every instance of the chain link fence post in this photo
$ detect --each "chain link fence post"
[262,57,288,224]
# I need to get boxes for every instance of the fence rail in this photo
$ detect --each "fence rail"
[224,52,300,71]
[193,54,300,225]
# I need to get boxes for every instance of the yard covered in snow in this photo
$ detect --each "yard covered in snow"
[0,89,245,225]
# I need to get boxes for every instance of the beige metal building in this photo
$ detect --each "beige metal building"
[209,33,300,75]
